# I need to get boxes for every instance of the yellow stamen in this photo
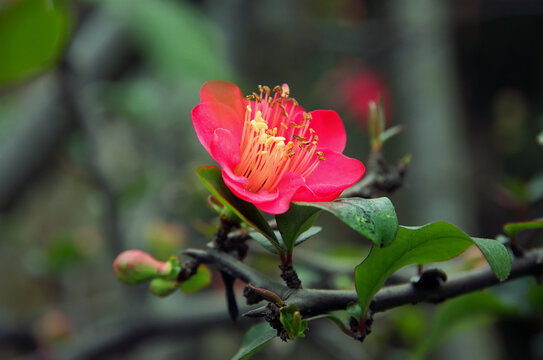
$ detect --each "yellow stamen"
[233,85,322,193]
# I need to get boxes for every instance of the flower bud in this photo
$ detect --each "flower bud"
[149,278,179,297]
[113,250,172,285]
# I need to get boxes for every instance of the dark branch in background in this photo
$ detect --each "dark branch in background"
[186,246,543,319]
[56,64,125,257]
[342,151,409,199]
[0,86,76,213]
[0,324,38,356]
[71,313,238,360]
[0,11,132,214]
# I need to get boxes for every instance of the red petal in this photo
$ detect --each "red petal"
[222,169,278,202]
[209,128,241,168]
[293,110,346,152]
[292,149,364,201]
[200,81,245,119]
[192,102,243,155]
[222,169,306,215]
[251,172,306,214]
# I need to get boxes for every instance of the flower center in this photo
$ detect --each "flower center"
[234,85,325,193]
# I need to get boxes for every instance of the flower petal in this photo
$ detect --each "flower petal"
[192,102,243,155]
[292,148,364,201]
[222,170,305,215]
[209,128,241,168]
[200,81,245,118]
[222,168,278,204]
[253,172,306,214]
[292,110,346,152]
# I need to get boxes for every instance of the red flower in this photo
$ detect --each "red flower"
[191,81,365,214]
[339,70,391,126]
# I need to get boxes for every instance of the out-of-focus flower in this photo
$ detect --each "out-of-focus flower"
[338,70,391,127]
[191,81,365,214]
[113,250,172,284]
[35,309,72,342]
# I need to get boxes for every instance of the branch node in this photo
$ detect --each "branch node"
[412,268,448,290]
[279,264,302,289]
[265,302,288,341]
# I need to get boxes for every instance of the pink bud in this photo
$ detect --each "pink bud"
[113,250,172,285]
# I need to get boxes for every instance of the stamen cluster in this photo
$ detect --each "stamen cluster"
[235,85,325,193]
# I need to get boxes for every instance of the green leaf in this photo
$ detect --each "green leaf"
[275,203,320,250]
[355,222,511,318]
[471,238,512,281]
[231,322,276,360]
[196,166,282,253]
[180,265,212,294]
[248,226,322,254]
[0,0,72,88]
[503,219,543,237]
[412,292,519,360]
[293,226,322,247]
[295,197,398,247]
[379,124,405,143]
[248,231,283,254]
[346,302,363,319]
[279,305,307,340]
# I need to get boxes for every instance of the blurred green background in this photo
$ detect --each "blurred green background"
[0,0,542,359]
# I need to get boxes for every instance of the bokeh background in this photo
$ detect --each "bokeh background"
[1,0,542,359]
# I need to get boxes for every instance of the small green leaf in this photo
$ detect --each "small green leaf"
[248,231,283,254]
[346,302,363,319]
[165,256,182,280]
[355,222,511,319]
[503,219,543,237]
[471,238,512,281]
[196,166,282,253]
[295,197,398,247]
[0,0,72,88]
[379,124,405,143]
[249,227,321,254]
[180,265,211,294]
[231,322,276,360]
[293,226,322,247]
[279,305,307,340]
[412,292,519,360]
[276,203,320,250]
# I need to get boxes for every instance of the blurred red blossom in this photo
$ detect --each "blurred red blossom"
[339,70,391,126]
[320,64,392,128]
